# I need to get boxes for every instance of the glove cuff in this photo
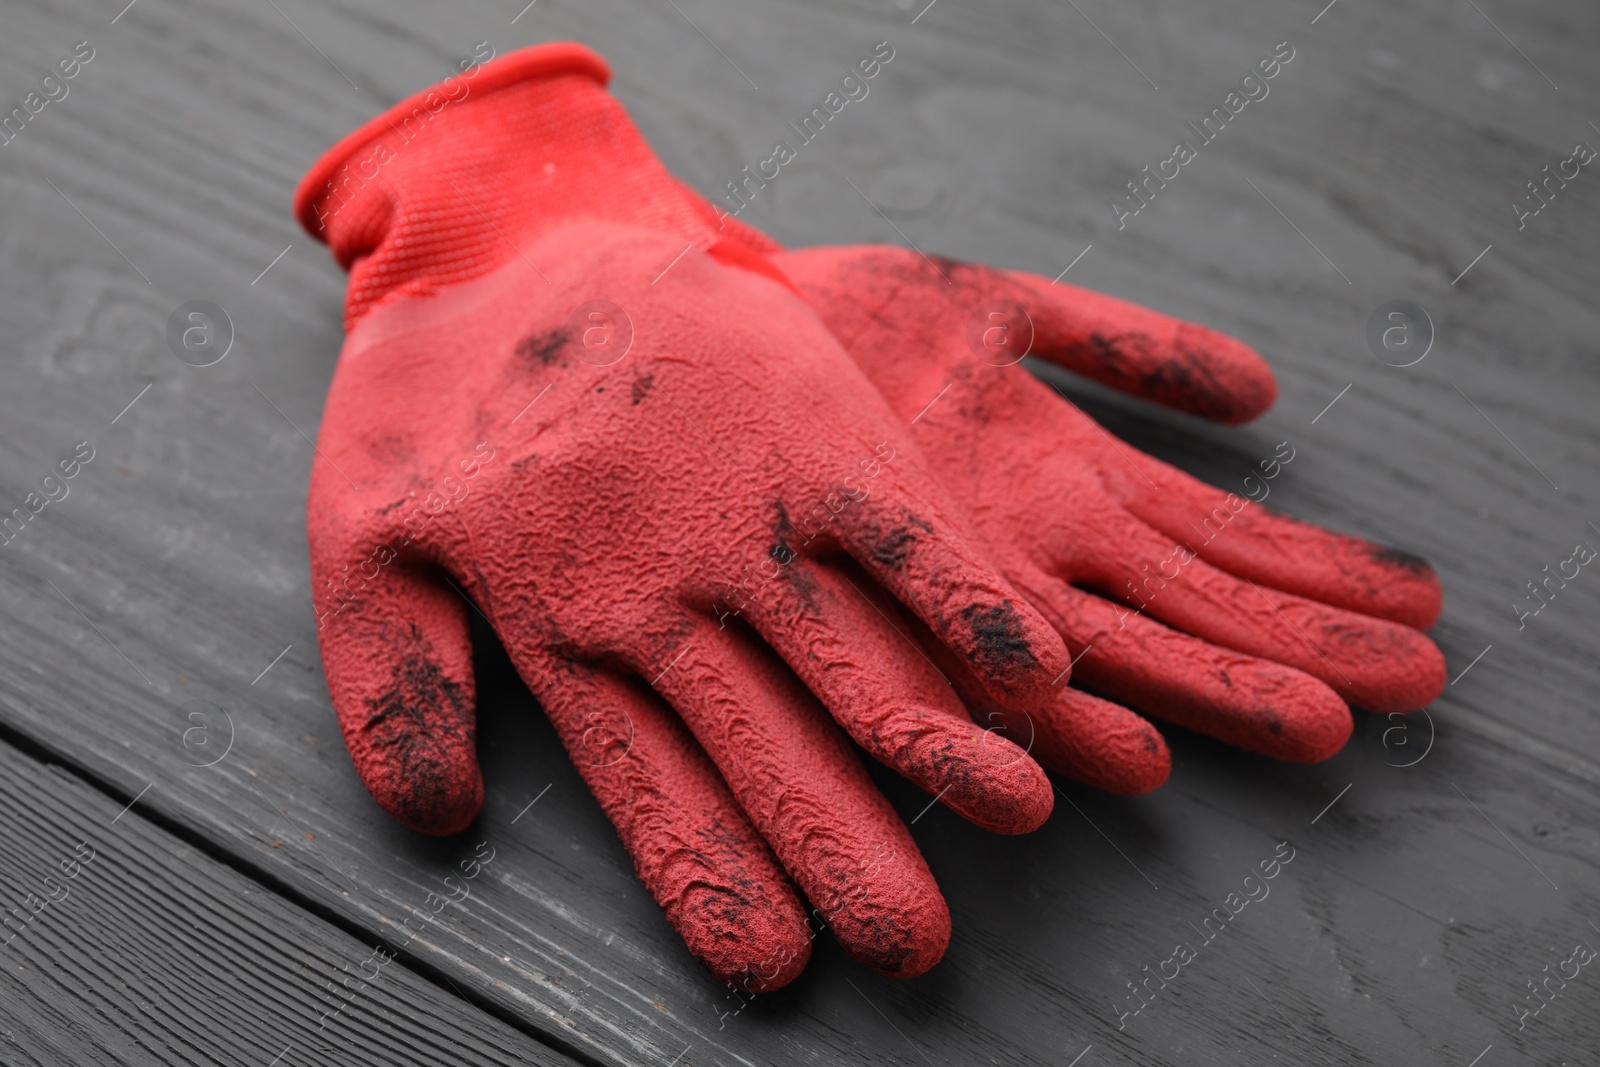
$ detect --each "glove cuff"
[293,42,778,328]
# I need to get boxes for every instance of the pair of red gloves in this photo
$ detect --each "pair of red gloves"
[292,44,1444,991]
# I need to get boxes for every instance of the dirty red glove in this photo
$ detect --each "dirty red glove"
[291,45,1075,989]
[768,246,1447,792]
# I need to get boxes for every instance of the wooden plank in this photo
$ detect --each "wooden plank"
[0,0,1596,1063]
[0,730,584,1067]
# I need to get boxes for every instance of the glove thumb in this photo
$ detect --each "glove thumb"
[313,542,483,836]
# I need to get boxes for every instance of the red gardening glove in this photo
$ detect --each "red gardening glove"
[765,246,1447,792]
[292,45,1076,989]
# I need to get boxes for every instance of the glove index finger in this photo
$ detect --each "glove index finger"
[1008,270,1278,425]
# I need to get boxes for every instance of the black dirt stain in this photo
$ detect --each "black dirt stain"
[1371,545,1433,576]
[858,924,918,976]
[700,815,749,856]
[914,252,1000,292]
[360,638,475,826]
[516,328,571,365]
[872,527,919,569]
[770,501,796,566]
[364,640,470,738]
[631,374,655,405]
[958,601,1037,676]
[366,434,414,466]
[1086,332,1125,373]
[869,248,1010,298]
[1086,332,1239,422]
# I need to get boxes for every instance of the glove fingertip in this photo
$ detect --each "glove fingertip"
[1269,684,1355,763]
[369,758,485,836]
[1018,691,1171,796]
[1350,631,1446,714]
[1171,324,1278,425]
[1065,722,1172,797]
[1364,544,1445,630]
[681,883,812,994]
[346,707,485,835]
[862,893,951,980]
[940,744,1054,835]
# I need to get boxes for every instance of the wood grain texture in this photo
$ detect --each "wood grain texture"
[0,0,1596,1063]
[0,732,584,1067]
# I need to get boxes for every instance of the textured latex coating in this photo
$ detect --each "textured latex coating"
[295,46,1070,989]
[773,246,1448,787]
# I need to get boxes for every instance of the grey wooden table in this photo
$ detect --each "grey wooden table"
[1,0,1596,1064]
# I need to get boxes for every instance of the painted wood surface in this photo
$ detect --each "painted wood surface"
[0,731,585,1066]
